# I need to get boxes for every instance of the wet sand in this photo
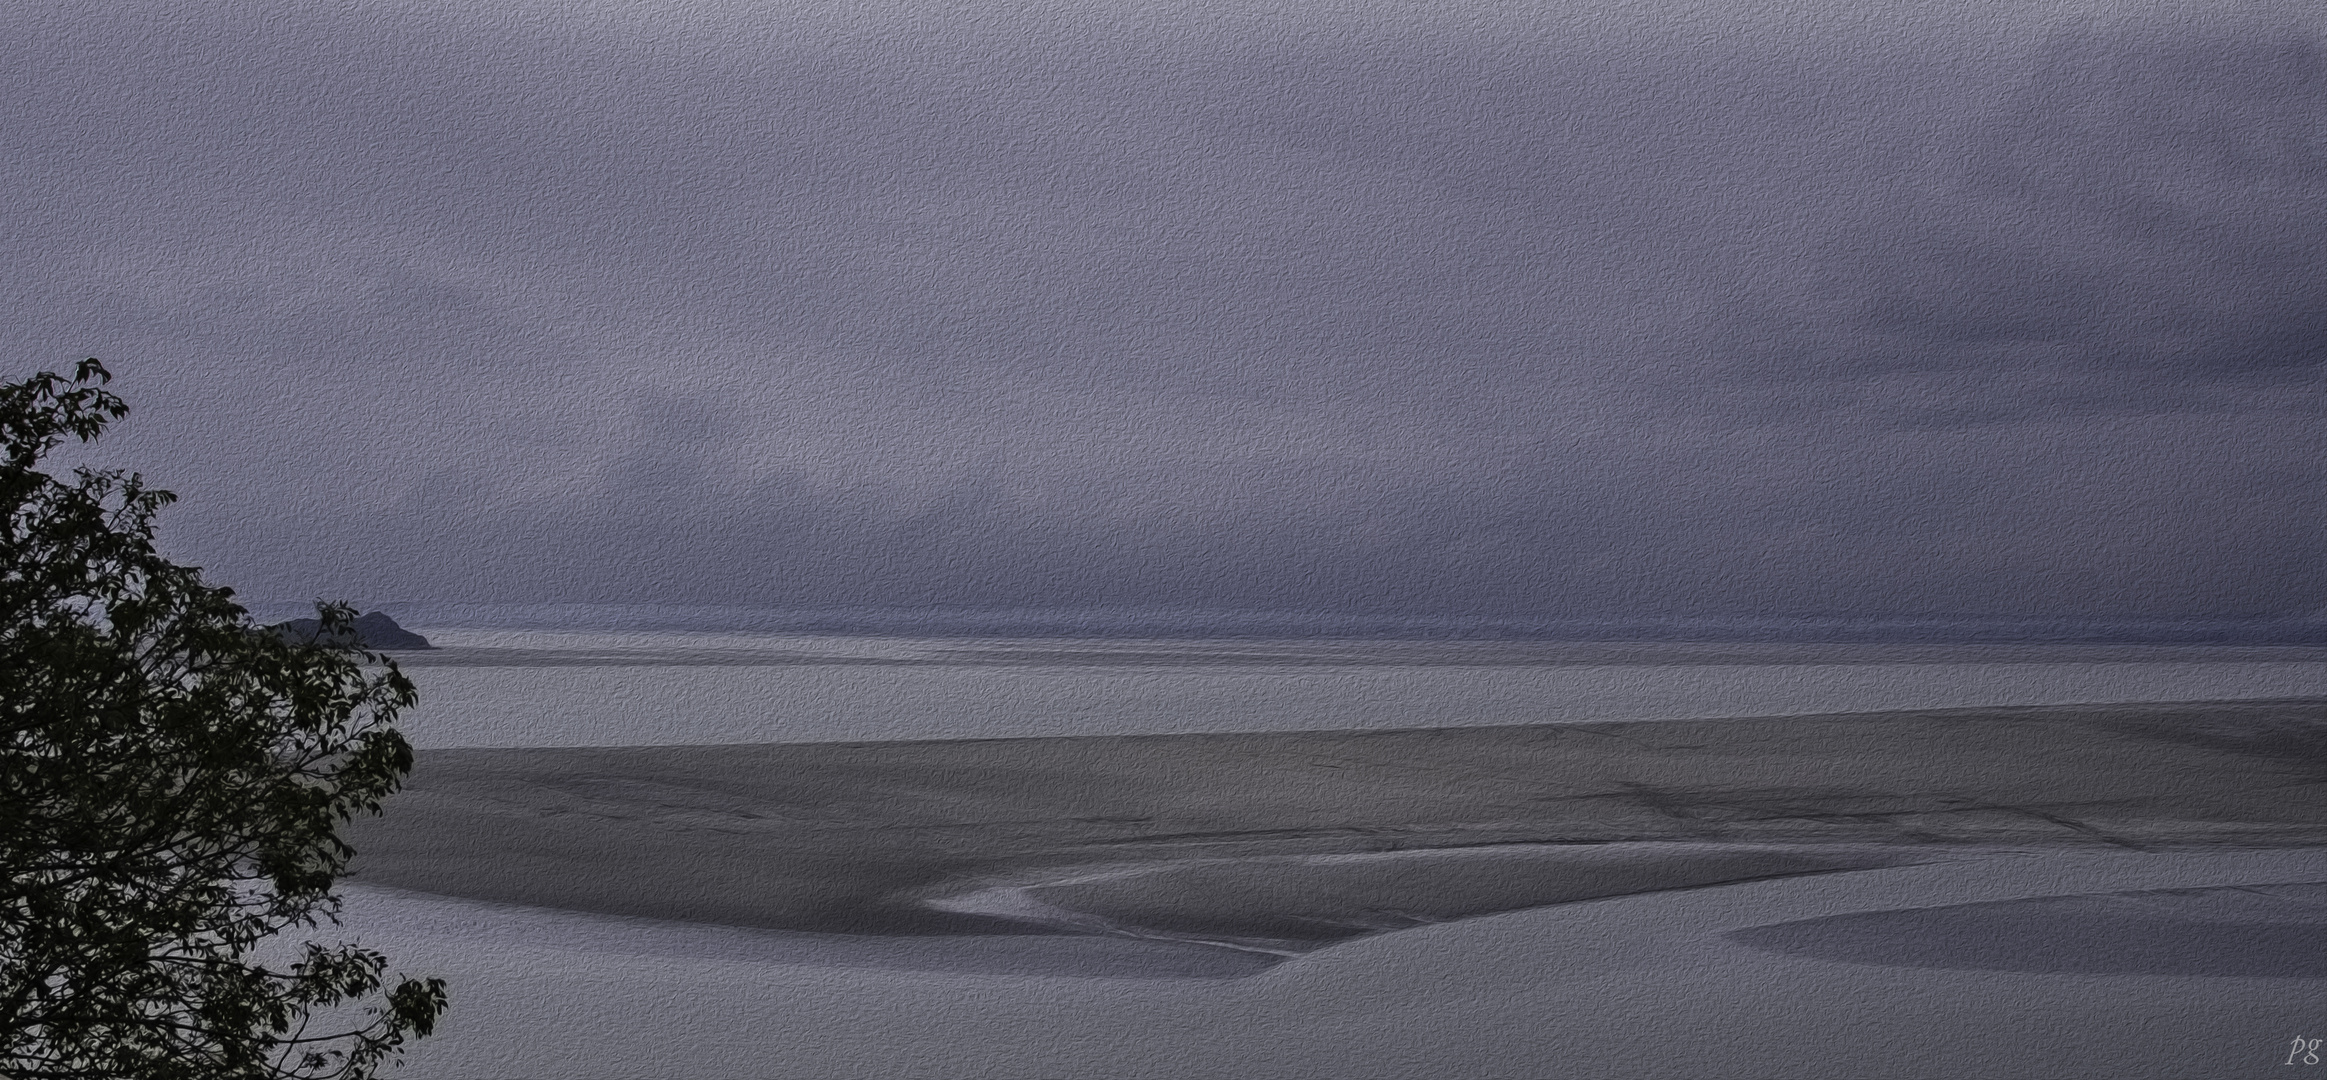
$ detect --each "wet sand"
[345,697,2327,950]
[359,846,2327,1079]
[1728,880,2327,978]
[924,842,1929,952]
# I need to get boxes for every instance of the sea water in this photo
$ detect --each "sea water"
[384,630,2327,749]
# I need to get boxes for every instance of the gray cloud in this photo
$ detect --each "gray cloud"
[2,1,2319,629]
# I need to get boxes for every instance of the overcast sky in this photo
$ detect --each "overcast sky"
[3,0,2321,629]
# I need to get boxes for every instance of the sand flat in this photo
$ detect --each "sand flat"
[359,847,2327,1079]
[345,698,2327,944]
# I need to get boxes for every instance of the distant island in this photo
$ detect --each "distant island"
[272,611,435,650]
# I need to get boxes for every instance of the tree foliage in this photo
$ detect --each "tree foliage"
[1,361,445,1078]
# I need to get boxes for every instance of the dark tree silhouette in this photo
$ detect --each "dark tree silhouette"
[1,360,445,1078]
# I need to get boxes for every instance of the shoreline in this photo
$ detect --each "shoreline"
[916,841,1939,955]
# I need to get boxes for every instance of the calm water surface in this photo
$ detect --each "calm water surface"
[386,632,2327,748]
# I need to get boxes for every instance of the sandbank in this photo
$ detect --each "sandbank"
[345,697,2327,956]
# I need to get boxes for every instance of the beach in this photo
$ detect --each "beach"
[34,2,2327,1073]
[339,636,2327,1077]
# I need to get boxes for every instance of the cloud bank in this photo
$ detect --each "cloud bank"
[3,0,2319,631]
